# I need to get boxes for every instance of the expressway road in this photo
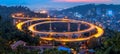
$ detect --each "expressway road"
[12,15,104,42]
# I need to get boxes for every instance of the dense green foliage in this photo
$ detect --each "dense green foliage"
[0,15,40,53]
[95,30,120,54]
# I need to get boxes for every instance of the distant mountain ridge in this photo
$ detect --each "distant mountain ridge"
[0,5,47,21]
[56,4,120,17]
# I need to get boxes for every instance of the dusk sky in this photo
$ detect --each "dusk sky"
[0,0,120,10]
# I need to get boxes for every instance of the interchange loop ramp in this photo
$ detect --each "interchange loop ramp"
[12,15,104,42]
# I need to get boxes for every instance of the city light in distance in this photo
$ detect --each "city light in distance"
[40,10,48,14]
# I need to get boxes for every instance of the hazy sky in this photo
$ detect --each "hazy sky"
[0,0,120,10]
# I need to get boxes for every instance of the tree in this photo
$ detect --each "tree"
[95,29,120,54]
[0,15,1,21]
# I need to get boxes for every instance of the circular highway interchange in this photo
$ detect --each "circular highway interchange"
[12,14,104,42]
